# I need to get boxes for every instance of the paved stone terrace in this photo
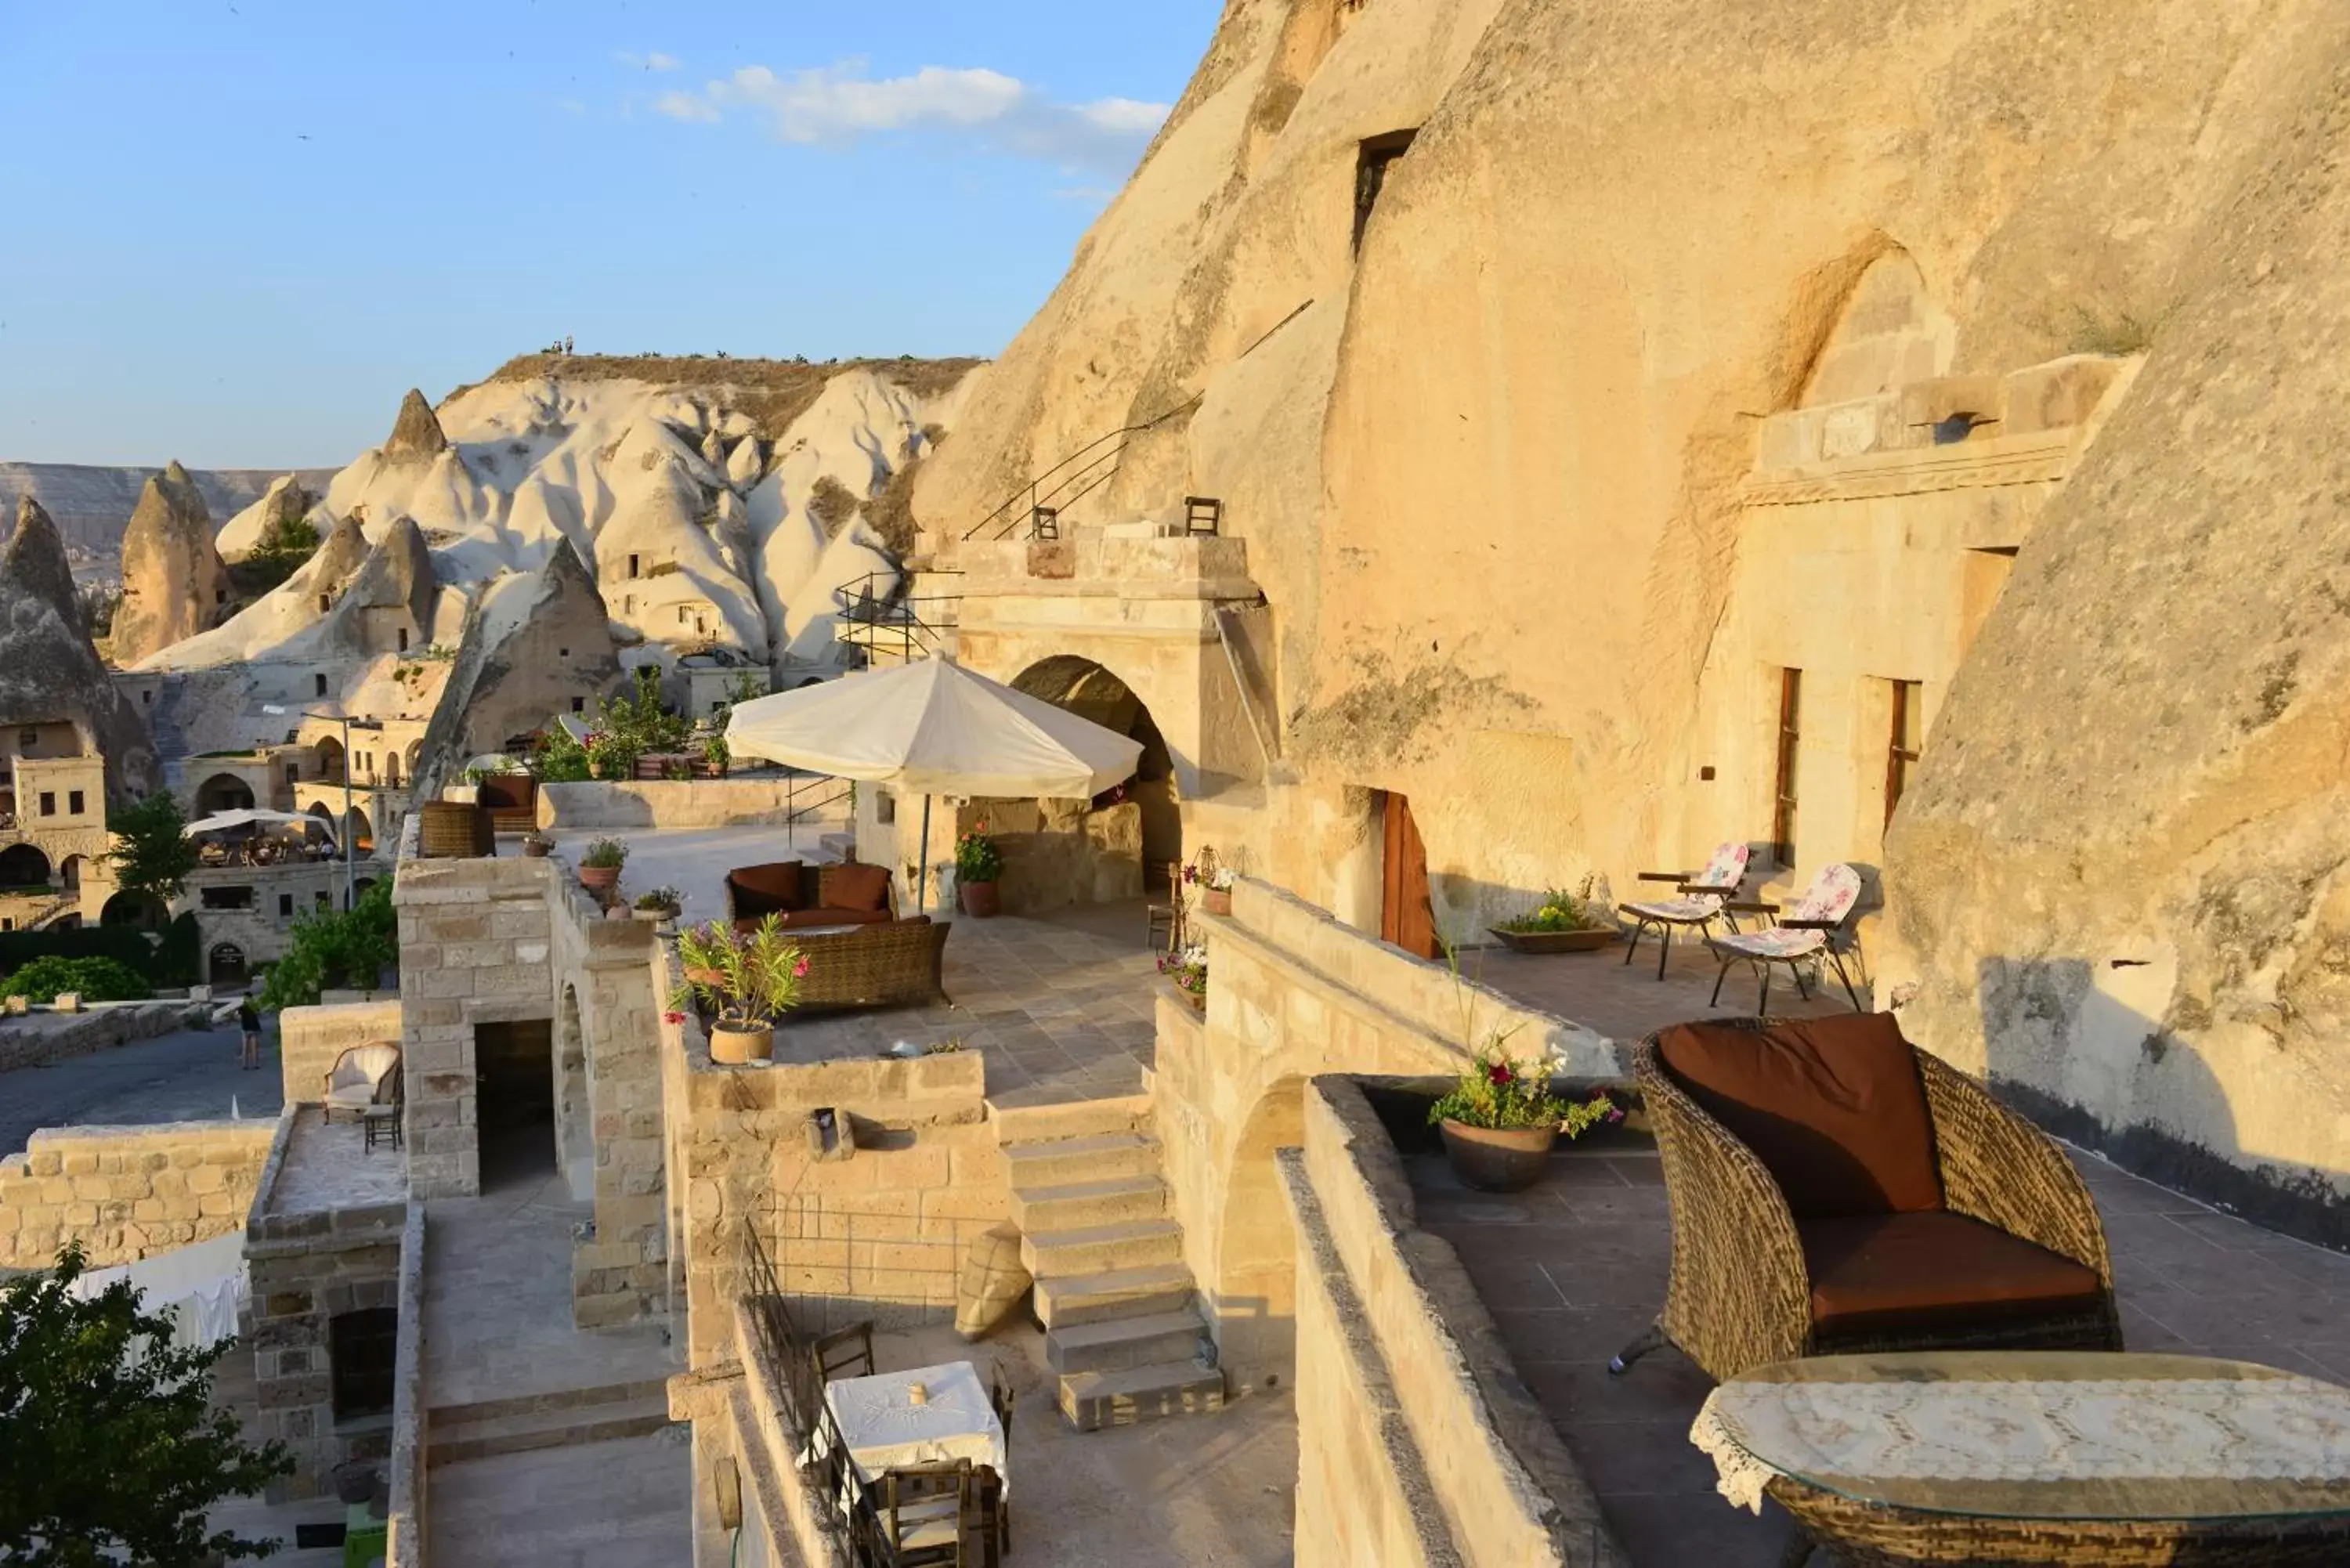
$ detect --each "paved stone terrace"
[263,1107,406,1216]
[1407,1130,2350,1566]
[770,899,1162,1108]
[1472,934,1849,1053]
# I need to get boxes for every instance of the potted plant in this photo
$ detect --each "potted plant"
[1157,943,1208,1013]
[521,829,555,858]
[634,886,682,923]
[1184,861,1238,918]
[586,732,642,781]
[671,914,808,1064]
[1490,880,1619,954]
[577,836,627,897]
[1429,1050,1619,1191]
[702,735,729,779]
[955,826,1003,917]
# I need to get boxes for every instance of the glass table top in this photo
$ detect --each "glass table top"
[1700,1351,2350,1522]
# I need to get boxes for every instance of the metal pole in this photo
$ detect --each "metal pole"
[916,794,932,917]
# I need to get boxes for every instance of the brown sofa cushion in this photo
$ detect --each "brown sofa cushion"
[1800,1211,2105,1339]
[819,862,893,914]
[728,862,805,919]
[475,775,535,811]
[1655,1014,1941,1218]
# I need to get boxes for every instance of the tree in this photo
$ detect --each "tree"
[0,1245,292,1565]
[104,792,201,906]
[237,511,322,595]
[257,879,398,1010]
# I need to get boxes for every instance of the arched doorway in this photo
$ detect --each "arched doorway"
[383,750,400,787]
[0,844,52,890]
[345,806,374,854]
[315,736,345,784]
[208,943,248,988]
[101,890,166,929]
[1013,656,1182,880]
[58,854,84,893]
[1213,1077,1307,1393]
[194,773,255,815]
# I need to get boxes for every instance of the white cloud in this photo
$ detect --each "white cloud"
[616,50,682,72]
[653,60,1168,173]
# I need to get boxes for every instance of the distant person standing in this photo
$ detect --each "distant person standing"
[237,998,262,1071]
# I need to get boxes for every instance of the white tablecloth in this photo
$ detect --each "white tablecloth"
[826,1360,1008,1492]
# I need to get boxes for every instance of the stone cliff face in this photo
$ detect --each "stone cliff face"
[0,499,161,799]
[113,461,228,666]
[914,0,2350,1225]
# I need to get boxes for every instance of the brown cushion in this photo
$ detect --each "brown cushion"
[819,862,893,914]
[476,775,534,810]
[736,906,893,931]
[727,862,805,918]
[1800,1211,2106,1339]
[1655,1014,1941,1218]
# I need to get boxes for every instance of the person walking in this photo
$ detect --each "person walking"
[237,997,262,1071]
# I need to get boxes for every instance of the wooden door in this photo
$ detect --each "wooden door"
[1379,793,1438,959]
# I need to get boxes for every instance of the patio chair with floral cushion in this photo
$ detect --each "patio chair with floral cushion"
[1609,1012,2120,1384]
[323,1043,403,1125]
[1620,840,1752,979]
[1706,861,1865,1013]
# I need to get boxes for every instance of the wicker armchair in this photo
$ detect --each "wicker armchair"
[790,918,952,1013]
[1612,1015,2120,1383]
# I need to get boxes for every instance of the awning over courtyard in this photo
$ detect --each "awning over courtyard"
[184,807,338,846]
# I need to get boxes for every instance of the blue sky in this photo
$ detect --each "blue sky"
[0,1,1217,468]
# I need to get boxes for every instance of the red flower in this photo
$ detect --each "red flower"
[792,956,810,979]
[1488,1062,1513,1086]
[663,1010,685,1025]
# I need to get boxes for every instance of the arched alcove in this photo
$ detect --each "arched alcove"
[193,773,255,815]
[1013,656,1182,877]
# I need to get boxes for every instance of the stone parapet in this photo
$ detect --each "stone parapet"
[0,1117,277,1270]
[279,999,403,1111]
[0,1000,192,1078]
[537,779,848,831]
[384,1202,427,1568]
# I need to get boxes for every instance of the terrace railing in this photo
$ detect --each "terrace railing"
[959,392,1204,544]
[833,570,960,664]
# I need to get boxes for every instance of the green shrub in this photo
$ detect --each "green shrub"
[0,955,154,1003]
[255,882,397,1010]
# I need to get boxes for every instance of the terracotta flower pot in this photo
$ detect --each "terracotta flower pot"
[710,1022,774,1065]
[1438,1118,1559,1192]
[1202,888,1233,917]
[577,865,620,896]
[522,839,552,858]
[959,880,1000,917]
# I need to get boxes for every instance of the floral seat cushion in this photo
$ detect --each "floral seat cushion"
[1709,864,1864,963]
[1627,841,1751,922]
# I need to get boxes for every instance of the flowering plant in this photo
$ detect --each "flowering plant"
[954,825,1003,883]
[1497,878,1614,935]
[1427,1049,1621,1135]
[1181,862,1237,893]
[671,914,808,1028]
[1157,942,1208,999]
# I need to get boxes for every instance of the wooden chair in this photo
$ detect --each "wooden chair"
[974,1466,1007,1568]
[985,1371,1014,1554]
[810,1319,876,1385]
[1146,861,1185,954]
[1609,1013,2120,1385]
[879,1459,974,1567]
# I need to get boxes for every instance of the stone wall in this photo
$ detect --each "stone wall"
[656,972,1007,1373]
[537,778,849,831]
[385,1203,427,1568]
[0,999,190,1080]
[1285,1078,1625,1567]
[279,999,403,1110]
[548,878,669,1328]
[391,852,558,1198]
[1157,877,1611,1388]
[0,1118,277,1269]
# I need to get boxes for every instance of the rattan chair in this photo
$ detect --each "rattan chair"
[1611,1017,2120,1384]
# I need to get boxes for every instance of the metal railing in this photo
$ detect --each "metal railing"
[960,392,1204,543]
[832,571,960,663]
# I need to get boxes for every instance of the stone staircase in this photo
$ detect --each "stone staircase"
[998,1094,1226,1432]
[425,1376,674,1468]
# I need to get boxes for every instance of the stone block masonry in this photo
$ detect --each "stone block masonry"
[0,1118,277,1270]
[0,1000,192,1076]
[279,999,403,1110]
[392,852,560,1200]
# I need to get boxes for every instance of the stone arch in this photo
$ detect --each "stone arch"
[344,806,374,852]
[208,942,248,987]
[101,889,166,928]
[1012,655,1183,876]
[314,735,345,783]
[193,772,255,815]
[0,843,52,889]
[383,749,401,787]
[555,984,595,1202]
[1212,1075,1307,1393]
[58,854,85,892]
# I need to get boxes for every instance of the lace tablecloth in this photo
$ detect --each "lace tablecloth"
[1693,1353,2350,1519]
[825,1360,1007,1491]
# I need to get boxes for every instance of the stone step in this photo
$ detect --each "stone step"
[425,1376,673,1430]
[1058,1360,1226,1432]
[1009,1173,1168,1234]
[992,1093,1153,1148]
[426,1391,673,1467]
[1004,1132,1159,1190]
[1047,1310,1213,1377]
[1022,1218,1184,1281]
[1032,1263,1198,1331]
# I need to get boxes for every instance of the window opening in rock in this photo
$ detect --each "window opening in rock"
[1354,129,1419,255]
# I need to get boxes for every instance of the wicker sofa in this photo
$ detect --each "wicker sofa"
[1612,1012,2120,1383]
[790,917,952,1012]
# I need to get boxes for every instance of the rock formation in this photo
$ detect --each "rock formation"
[0,498,161,799]
[216,474,320,561]
[112,461,227,665]
[909,0,2350,1228]
[410,538,620,799]
[384,388,449,461]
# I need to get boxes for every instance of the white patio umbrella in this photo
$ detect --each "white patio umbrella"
[184,807,338,846]
[724,657,1144,911]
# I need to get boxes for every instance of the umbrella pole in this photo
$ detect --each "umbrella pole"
[916,795,933,916]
